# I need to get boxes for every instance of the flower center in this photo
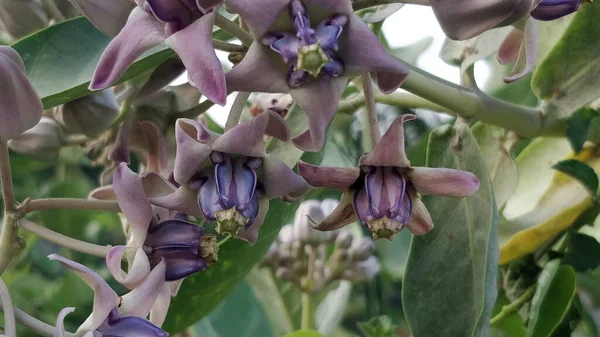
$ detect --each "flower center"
[261,0,347,87]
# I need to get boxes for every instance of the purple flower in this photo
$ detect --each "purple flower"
[496,17,538,83]
[224,0,409,152]
[85,0,226,105]
[0,46,43,142]
[150,111,310,244]
[531,0,581,20]
[298,115,480,239]
[49,254,169,337]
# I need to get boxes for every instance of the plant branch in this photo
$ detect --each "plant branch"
[19,220,111,258]
[0,277,16,337]
[214,14,254,47]
[301,292,315,330]
[225,92,251,131]
[0,142,15,210]
[353,0,430,11]
[24,198,121,213]
[490,284,537,326]
[0,141,21,275]
[0,302,73,337]
[212,39,246,53]
[362,74,382,147]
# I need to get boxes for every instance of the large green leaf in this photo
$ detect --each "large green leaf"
[527,260,576,337]
[402,122,498,337]
[12,17,175,109]
[163,198,300,333]
[532,4,600,117]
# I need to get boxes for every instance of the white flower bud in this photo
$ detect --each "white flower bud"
[356,256,380,281]
[293,200,325,243]
[8,117,62,161]
[54,90,119,137]
[350,238,376,261]
[335,231,353,249]
[278,224,295,244]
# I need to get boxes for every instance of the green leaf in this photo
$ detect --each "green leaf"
[531,4,600,117]
[283,330,328,337]
[563,233,600,272]
[490,295,527,337]
[552,159,599,198]
[357,316,397,337]
[194,281,274,337]
[12,17,175,109]
[402,121,498,337]
[162,199,300,333]
[566,108,599,154]
[527,260,576,337]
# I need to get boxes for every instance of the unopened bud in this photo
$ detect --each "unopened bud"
[293,200,326,243]
[8,117,62,161]
[350,238,375,261]
[278,224,295,244]
[0,0,47,40]
[54,90,119,137]
[335,231,353,249]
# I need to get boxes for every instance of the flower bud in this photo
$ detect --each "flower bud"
[335,231,353,250]
[343,256,380,282]
[293,200,326,243]
[54,90,119,137]
[278,224,295,244]
[0,0,47,40]
[350,238,375,262]
[8,117,62,161]
[531,0,581,21]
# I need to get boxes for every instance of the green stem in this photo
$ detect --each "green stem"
[0,142,15,211]
[217,234,232,246]
[225,92,250,131]
[0,276,16,337]
[0,142,19,275]
[110,95,135,129]
[301,292,315,330]
[362,74,381,148]
[214,14,254,47]
[24,198,121,213]
[212,39,246,53]
[490,285,537,326]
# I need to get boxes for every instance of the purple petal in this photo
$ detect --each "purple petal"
[235,198,269,245]
[133,121,169,175]
[365,167,385,218]
[196,0,222,12]
[109,120,132,164]
[173,118,212,185]
[165,11,227,105]
[234,157,258,211]
[150,185,205,217]
[503,19,538,84]
[215,156,235,209]
[149,283,171,327]
[70,0,135,37]
[113,163,153,244]
[406,196,434,236]
[314,14,347,50]
[54,307,75,337]
[149,248,207,281]
[198,176,223,220]
[48,254,118,332]
[212,111,289,157]
[360,114,415,168]
[262,155,310,201]
[0,46,43,141]
[224,0,290,38]
[146,0,195,28]
[387,169,407,219]
[391,189,412,226]
[353,186,373,225]
[262,32,301,62]
[120,259,166,318]
[99,314,167,337]
[140,172,177,222]
[106,246,151,289]
[497,28,523,65]
[312,191,358,231]
[88,185,116,200]
[408,167,480,198]
[241,194,260,227]
[145,219,203,248]
[297,161,360,190]
[225,43,289,93]
[291,76,348,152]
[90,7,165,90]
[531,0,580,20]
[342,16,408,94]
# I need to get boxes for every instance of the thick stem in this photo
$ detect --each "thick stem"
[0,303,73,337]
[301,292,315,330]
[19,220,111,258]
[0,141,19,275]
[214,14,254,47]
[225,92,251,131]
[212,39,246,53]
[401,63,565,137]
[0,277,16,337]
[337,92,448,115]
[25,198,121,213]
[0,142,15,210]
[362,74,381,147]
[490,284,537,326]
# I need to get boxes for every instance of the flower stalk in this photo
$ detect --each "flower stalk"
[24,198,121,213]
[0,276,16,337]
[362,74,381,150]
[0,141,20,275]
[225,92,251,131]
[214,14,254,47]
[301,292,315,330]
[490,284,537,325]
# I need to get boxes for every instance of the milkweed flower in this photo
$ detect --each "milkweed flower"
[150,111,310,244]
[50,254,169,337]
[79,0,226,105]
[224,0,409,152]
[298,115,480,239]
[531,0,581,20]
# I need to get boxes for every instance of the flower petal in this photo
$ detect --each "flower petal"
[197,176,223,220]
[342,16,408,93]
[106,246,151,289]
[149,283,171,327]
[234,157,258,211]
[54,307,75,337]
[130,121,169,176]
[145,219,203,248]
[0,46,43,141]
[99,314,167,337]
[224,0,290,38]
[497,27,523,65]
[312,191,358,231]
[120,259,167,318]
[88,185,116,200]
[109,120,132,164]
[113,163,153,243]
[406,196,434,235]
[531,0,580,20]
[48,254,118,332]
[297,161,360,190]
[503,18,538,83]
[408,167,480,198]
[360,114,415,168]
[90,7,165,90]
[173,119,213,185]
[150,248,207,281]
[291,76,348,152]
[165,11,227,105]
[225,43,289,93]
[353,186,373,225]
[150,185,204,217]
[236,198,269,244]
[196,0,222,12]
[262,155,310,201]
[69,0,135,37]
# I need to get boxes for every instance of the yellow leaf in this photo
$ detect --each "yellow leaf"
[499,198,593,265]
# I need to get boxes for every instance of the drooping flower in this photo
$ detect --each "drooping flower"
[7,117,62,161]
[150,111,310,244]
[531,0,581,20]
[49,254,169,337]
[84,0,226,105]
[224,0,409,152]
[0,46,43,142]
[496,17,538,83]
[298,115,480,239]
